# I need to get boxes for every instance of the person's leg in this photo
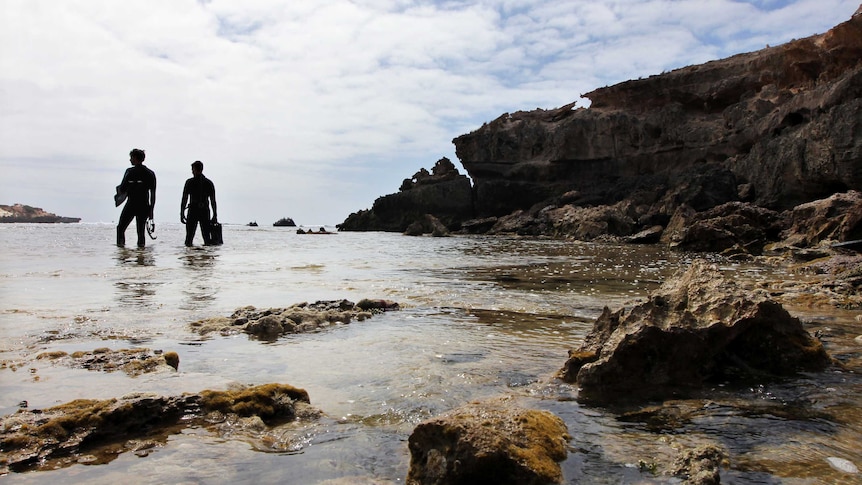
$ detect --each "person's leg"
[134,211,148,247]
[201,211,212,245]
[116,205,135,246]
[185,214,197,246]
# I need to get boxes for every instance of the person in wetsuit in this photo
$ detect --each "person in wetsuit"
[180,160,218,246]
[116,148,156,247]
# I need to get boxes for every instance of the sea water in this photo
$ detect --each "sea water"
[1,223,860,484]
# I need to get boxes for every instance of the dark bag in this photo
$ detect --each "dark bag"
[208,222,223,245]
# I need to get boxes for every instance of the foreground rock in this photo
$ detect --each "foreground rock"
[0,383,318,473]
[407,398,570,485]
[559,260,833,403]
[0,203,80,223]
[190,299,399,339]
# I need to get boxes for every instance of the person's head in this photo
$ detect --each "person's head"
[129,148,145,165]
[191,160,203,176]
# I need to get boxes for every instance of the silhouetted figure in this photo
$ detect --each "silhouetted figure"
[116,148,156,247]
[181,160,218,246]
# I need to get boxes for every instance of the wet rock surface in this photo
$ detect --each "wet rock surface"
[560,260,833,403]
[35,347,179,376]
[189,299,399,339]
[406,397,570,485]
[0,383,318,473]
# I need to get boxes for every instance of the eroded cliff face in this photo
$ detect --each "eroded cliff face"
[339,157,473,232]
[453,11,862,219]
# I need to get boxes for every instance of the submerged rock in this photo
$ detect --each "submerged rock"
[559,260,833,403]
[0,383,316,473]
[35,347,179,376]
[406,398,570,485]
[190,299,399,339]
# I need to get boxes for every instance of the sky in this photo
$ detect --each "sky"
[0,0,857,226]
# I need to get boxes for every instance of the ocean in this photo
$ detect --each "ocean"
[1,223,860,484]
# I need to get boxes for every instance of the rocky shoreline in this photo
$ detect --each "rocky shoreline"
[2,265,858,484]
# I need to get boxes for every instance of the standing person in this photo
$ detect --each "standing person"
[116,148,156,247]
[180,160,218,246]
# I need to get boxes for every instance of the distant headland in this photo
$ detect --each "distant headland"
[0,204,81,223]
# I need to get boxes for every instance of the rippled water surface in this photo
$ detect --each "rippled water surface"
[1,223,860,484]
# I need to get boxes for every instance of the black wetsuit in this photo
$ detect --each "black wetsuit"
[117,165,156,247]
[183,174,216,246]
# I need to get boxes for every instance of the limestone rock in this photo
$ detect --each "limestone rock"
[0,383,315,473]
[406,398,570,485]
[559,260,833,403]
[780,190,862,248]
[339,158,473,232]
[404,214,451,237]
[453,12,862,225]
[35,347,179,376]
[189,299,398,340]
[665,202,783,254]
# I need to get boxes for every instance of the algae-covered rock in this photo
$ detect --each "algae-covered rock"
[406,398,570,485]
[0,383,316,473]
[189,299,399,339]
[35,347,179,376]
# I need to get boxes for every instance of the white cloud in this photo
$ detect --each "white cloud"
[0,0,857,225]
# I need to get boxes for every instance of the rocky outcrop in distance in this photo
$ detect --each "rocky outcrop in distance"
[0,204,80,223]
[338,157,473,233]
[559,260,833,404]
[340,10,862,249]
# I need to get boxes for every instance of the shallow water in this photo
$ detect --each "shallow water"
[1,223,860,484]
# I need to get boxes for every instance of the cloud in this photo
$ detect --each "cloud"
[0,0,857,225]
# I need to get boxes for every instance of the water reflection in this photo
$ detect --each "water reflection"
[179,247,220,311]
[113,247,158,309]
[114,247,155,266]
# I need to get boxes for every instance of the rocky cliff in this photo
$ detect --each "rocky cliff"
[339,157,473,232]
[453,10,862,221]
[341,11,862,244]
[0,204,80,223]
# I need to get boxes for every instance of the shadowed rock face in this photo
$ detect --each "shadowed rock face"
[559,260,833,404]
[454,12,862,218]
[339,158,473,232]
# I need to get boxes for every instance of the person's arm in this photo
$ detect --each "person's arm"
[149,172,157,219]
[118,168,130,192]
[210,183,218,222]
[180,183,188,224]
